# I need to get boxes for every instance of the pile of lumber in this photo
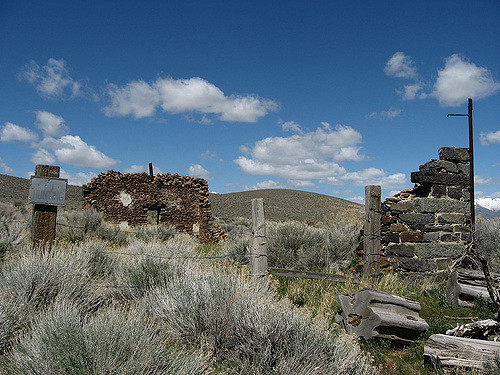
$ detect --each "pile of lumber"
[336,289,429,344]
[446,268,500,307]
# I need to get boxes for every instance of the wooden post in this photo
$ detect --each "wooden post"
[32,165,60,249]
[363,185,381,278]
[250,198,268,276]
[148,162,154,177]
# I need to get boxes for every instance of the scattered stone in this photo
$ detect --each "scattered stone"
[438,147,470,163]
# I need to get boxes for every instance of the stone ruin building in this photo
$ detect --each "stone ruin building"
[378,147,471,275]
[82,171,225,243]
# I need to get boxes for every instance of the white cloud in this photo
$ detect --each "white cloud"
[480,130,500,146]
[433,54,500,106]
[281,120,303,133]
[349,196,365,204]
[366,108,402,120]
[384,52,417,79]
[105,77,278,122]
[104,81,161,118]
[59,169,96,186]
[35,111,69,137]
[398,83,427,100]
[123,164,163,174]
[39,135,119,168]
[336,168,407,188]
[475,175,494,186]
[287,179,315,187]
[234,123,406,189]
[19,58,81,98]
[0,122,37,142]
[31,148,56,164]
[0,157,13,174]
[476,197,500,212]
[188,164,212,180]
[201,150,222,161]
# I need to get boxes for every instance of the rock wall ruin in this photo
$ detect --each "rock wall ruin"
[380,147,471,274]
[82,171,225,243]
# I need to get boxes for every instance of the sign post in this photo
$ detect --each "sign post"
[30,165,67,248]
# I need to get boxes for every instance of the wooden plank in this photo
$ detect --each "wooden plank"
[363,185,381,278]
[268,267,357,283]
[32,165,60,248]
[250,198,267,276]
[424,334,500,370]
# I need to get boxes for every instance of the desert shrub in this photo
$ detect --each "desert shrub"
[223,236,249,264]
[0,244,108,352]
[0,202,30,255]
[215,216,251,238]
[144,271,375,374]
[2,302,210,375]
[134,224,176,242]
[267,220,361,272]
[475,218,500,271]
[112,235,197,300]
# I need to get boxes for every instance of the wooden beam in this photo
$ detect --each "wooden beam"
[250,198,268,276]
[363,185,381,278]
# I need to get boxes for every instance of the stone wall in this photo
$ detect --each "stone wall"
[380,147,471,274]
[82,171,225,243]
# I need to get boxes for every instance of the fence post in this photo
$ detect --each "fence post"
[250,198,268,276]
[363,185,381,279]
[32,165,60,249]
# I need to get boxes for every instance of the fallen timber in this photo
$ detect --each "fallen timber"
[424,334,500,370]
[336,289,429,344]
[446,268,500,307]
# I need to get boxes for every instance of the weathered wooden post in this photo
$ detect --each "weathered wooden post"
[250,198,268,276]
[30,165,67,249]
[363,185,381,278]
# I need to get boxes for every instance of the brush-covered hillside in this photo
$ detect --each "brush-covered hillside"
[210,189,363,223]
[1,174,362,222]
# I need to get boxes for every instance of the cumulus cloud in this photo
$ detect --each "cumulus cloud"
[104,77,278,122]
[59,169,96,186]
[337,168,407,188]
[480,130,500,146]
[31,148,56,164]
[366,108,402,120]
[123,164,163,174]
[384,52,417,79]
[398,83,428,100]
[348,196,365,204]
[281,120,303,133]
[432,54,500,106]
[188,164,212,180]
[39,135,118,168]
[287,179,315,187]
[475,175,494,186]
[19,58,81,99]
[234,123,406,189]
[35,111,69,137]
[0,122,37,142]
[0,157,13,174]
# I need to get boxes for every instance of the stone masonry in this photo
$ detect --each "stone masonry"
[380,147,471,274]
[82,171,225,243]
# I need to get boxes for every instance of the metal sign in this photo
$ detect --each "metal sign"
[29,176,68,206]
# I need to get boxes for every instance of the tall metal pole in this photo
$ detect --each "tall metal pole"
[447,98,475,234]
[467,99,475,232]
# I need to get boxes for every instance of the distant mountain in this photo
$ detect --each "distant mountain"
[209,189,364,223]
[476,204,500,220]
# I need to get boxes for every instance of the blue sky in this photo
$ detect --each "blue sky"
[1,1,499,210]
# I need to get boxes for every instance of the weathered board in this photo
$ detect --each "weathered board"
[446,268,500,307]
[336,289,429,344]
[424,334,500,370]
